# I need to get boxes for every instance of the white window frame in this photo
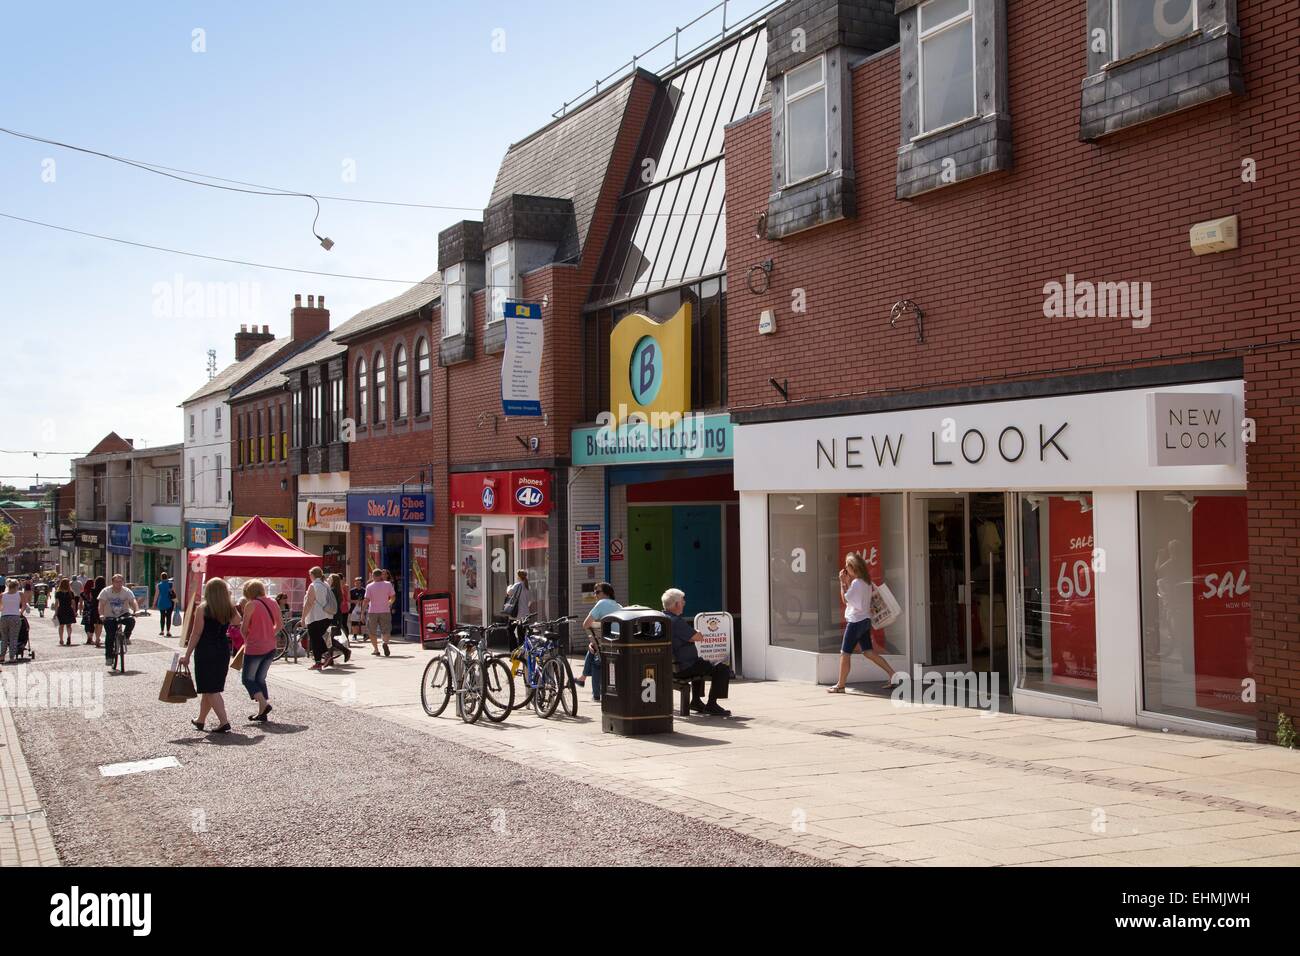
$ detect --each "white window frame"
[917,0,977,137]
[783,54,829,188]
[214,406,223,436]
[487,242,516,325]
[214,456,223,504]
[442,262,466,338]
[189,414,195,440]
[1110,0,1198,61]
[188,458,196,503]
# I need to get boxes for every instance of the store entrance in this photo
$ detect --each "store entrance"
[486,531,516,624]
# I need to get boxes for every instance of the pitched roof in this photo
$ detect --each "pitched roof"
[333,272,441,345]
[86,432,134,456]
[230,332,332,401]
[488,75,639,263]
[181,335,291,404]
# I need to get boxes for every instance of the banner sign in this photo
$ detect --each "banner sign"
[572,412,733,466]
[609,305,692,426]
[501,301,543,418]
[301,498,350,533]
[185,521,228,550]
[131,524,181,548]
[1047,496,1097,688]
[74,529,103,549]
[450,471,552,516]
[107,523,132,556]
[346,493,433,527]
[693,611,734,667]
[232,516,294,537]
[59,529,75,545]
[1192,495,1252,715]
[575,524,602,566]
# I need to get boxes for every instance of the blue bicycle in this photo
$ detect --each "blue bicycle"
[509,616,577,718]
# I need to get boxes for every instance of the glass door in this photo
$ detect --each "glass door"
[910,494,971,672]
[485,530,517,625]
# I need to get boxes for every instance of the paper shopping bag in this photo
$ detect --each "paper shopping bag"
[869,582,902,630]
[159,654,198,703]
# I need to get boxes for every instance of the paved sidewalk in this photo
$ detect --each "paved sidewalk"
[269,639,1300,867]
[0,668,60,866]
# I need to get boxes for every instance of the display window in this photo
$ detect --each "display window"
[408,529,430,610]
[767,493,907,656]
[1139,491,1252,729]
[1016,493,1098,701]
[520,517,550,621]
[456,517,483,627]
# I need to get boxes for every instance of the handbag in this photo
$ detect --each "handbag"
[230,646,245,671]
[171,607,182,627]
[869,581,903,630]
[502,583,521,618]
[159,655,197,703]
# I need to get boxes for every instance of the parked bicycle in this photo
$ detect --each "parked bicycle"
[273,615,304,663]
[510,616,578,718]
[421,624,514,724]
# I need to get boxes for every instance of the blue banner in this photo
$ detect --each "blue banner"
[501,301,543,418]
[346,492,434,527]
[107,523,132,556]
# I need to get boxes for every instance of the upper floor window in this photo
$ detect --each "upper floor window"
[188,458,196,501]
[214,456,223,501]
[356,357,369,426]
[487,243,514,324]
[189,414,195,440]
[1112,0,1196,60]
[443,263,466,338]
[373,352,387,423]
[292,390,303,449]
[394,344,409,420]
[785,56,828,185]
[279,405,287,460]
[310,381,323,446]
[214,406,222,435]
[331,376,344,442]
[919,0,976,135]
[415,338,431,416]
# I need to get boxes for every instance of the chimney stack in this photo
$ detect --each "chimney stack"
[234,322,276,361]
[291,292,330,343]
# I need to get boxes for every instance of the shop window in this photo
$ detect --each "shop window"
[918,0,975,135]
[767,493,907,656]
[1113,0,1196,60]
[1139,491,1251,729]
[1016,493,1098,702]
[415,338,431,416]
[356,357,368,426]
[394,344,409,420]
[521,517,550,622]
[456,516,484,627]
[373,352,387,424]
[784,55,828,186]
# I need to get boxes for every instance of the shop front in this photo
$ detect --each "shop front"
[106,522,132,579]
[734,380,1251,736]
[347,491,434,640]
[131,522,182,595]
[450,471,554,629]
[299,496,349,579]
[73,528,104,579]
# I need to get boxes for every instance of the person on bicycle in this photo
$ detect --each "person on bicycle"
[98,574,139,668]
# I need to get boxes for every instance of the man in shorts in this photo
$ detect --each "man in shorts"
[364,568,395,657]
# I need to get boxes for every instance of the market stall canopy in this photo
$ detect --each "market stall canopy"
[188,515,320,579]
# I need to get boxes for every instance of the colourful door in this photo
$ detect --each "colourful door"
[672,505,723,614]
[628,507,673,609]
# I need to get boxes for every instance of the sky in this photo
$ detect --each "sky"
[0,0,773,492]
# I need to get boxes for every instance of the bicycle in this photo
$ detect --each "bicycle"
[273,615,304,663]
[420,626,499,724]
[463,622,516,722]
[510,616,578,719]
[103,614,133,673]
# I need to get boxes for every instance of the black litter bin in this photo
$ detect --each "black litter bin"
[600,608,675,735]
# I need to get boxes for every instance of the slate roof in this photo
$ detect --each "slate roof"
[487,75,639,263]
[181,336,291,404]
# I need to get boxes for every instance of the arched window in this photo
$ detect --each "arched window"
[373,352,387,424]
[414,338,431,416]
[356,357,368,426]
[394,344,409,420]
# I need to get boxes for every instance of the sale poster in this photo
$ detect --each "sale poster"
[838,495,885,649]
[408,530,430,609]
[1047,496,1098,688]
[365,528,381,576]
[1192,496,1252,715]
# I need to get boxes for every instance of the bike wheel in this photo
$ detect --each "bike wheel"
[533,658,562,719]
[555,655,578,718]
[481,657,515,723]
[420,656,453,718]
[507,653,534,711]
[460,660,485,724]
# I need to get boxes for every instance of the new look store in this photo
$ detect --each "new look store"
[347,491,434,640]
[734,380,1252,736]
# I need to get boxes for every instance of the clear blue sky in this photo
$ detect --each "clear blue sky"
[0,0,771,493]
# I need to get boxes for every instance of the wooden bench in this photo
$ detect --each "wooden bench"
[672,676,694,716]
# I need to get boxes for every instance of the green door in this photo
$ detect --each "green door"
[627,507,673,610]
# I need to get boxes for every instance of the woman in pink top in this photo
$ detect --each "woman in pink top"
[238,579,282,722]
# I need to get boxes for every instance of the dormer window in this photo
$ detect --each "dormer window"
[443,263,466,338]
[1112,0,1196,60]
[487,242,515,324]
[918,0,975,135]
[785,56,829,186]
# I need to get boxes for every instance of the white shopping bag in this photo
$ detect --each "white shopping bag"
[869,582,902,630]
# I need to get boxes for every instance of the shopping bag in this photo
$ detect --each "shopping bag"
[171,607,182,627]
[869,582,902,630]
[159,655,197,703]
[230,646,245,672]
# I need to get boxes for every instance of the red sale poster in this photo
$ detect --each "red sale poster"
[1048,497,1097,688]
[364,528,381,576]
[1192,496,1252,715]
[838,496,885,649]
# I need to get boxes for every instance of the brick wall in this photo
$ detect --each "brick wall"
[724,2,1299,740]
[230,392,294,523]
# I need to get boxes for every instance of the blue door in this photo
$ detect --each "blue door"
[671,505,722,615]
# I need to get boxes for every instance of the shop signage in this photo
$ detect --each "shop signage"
[232,516,295,537]
[450,471,552,516]
[693,611,734,667]
[131,523,181,548]
[58,529,75,545]
[575,524,602,566]
[1047,497,1098,688]
[107,523,132,556]
[1147,393,1236,467]
[74,529,103,549]
[609,537,625,562]
[301,498,350,533]
[418,591,453,648]
[572,412,734,466]
[609,304,691,425]
[1192,496,1251,716]
[185,521,228,550]
[735,382,1246,493]
[345,493,433,527]
[501,301,544,418]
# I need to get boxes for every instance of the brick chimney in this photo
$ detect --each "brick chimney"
[291,293,330,343]
[234,322,276,361]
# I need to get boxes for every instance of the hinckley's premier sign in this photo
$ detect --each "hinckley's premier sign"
[1148,393,1236,467]
[734,382,1247,493]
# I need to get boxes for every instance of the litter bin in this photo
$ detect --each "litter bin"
[600,608,675,736]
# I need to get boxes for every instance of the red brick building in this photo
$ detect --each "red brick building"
[723,0,1295,740]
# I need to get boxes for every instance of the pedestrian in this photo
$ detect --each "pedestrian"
[82,576,105,646]
[302,566,337,670]
[153,572,176,637]
[348,576,366,643]
[53,577,78,646]
[826,552,897,694]
[662,588,731,716]
[502,569,532,649]
[573,582,620,701]
[180,577,239,734]
[238,580,280,722]
[34,582,48,618]
[0,580,28,663]
[326,573,352,664]
[364,567,395,657]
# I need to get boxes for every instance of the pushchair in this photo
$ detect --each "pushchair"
[11,615,35,661]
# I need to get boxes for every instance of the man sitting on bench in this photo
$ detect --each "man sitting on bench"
[662,588,730,717]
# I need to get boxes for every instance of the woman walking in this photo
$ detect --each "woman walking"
[502,569,533,650]
[828,553,898,694]
[238,580,280,722]
[153,572,176,637]
[301,566,336,671]
[573,582,620,701]
[1,580,28,662]
[325,573,352,665]
[82,576,104,646]
[180,578,240,734]
[53,578,78,646]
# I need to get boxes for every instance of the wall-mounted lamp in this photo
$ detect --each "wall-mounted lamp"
[748,259,773,295]
[754,211,768,240]
[279,479,289,492]
[890,300,925,344]
[1024,493,1046,512]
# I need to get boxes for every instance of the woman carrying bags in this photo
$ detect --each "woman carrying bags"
[302,566,336,670]
[181,578,240,734]
[238,580,280,722]
[828,552,898,694]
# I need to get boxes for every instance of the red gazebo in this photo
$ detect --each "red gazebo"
[183,516,320,609]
